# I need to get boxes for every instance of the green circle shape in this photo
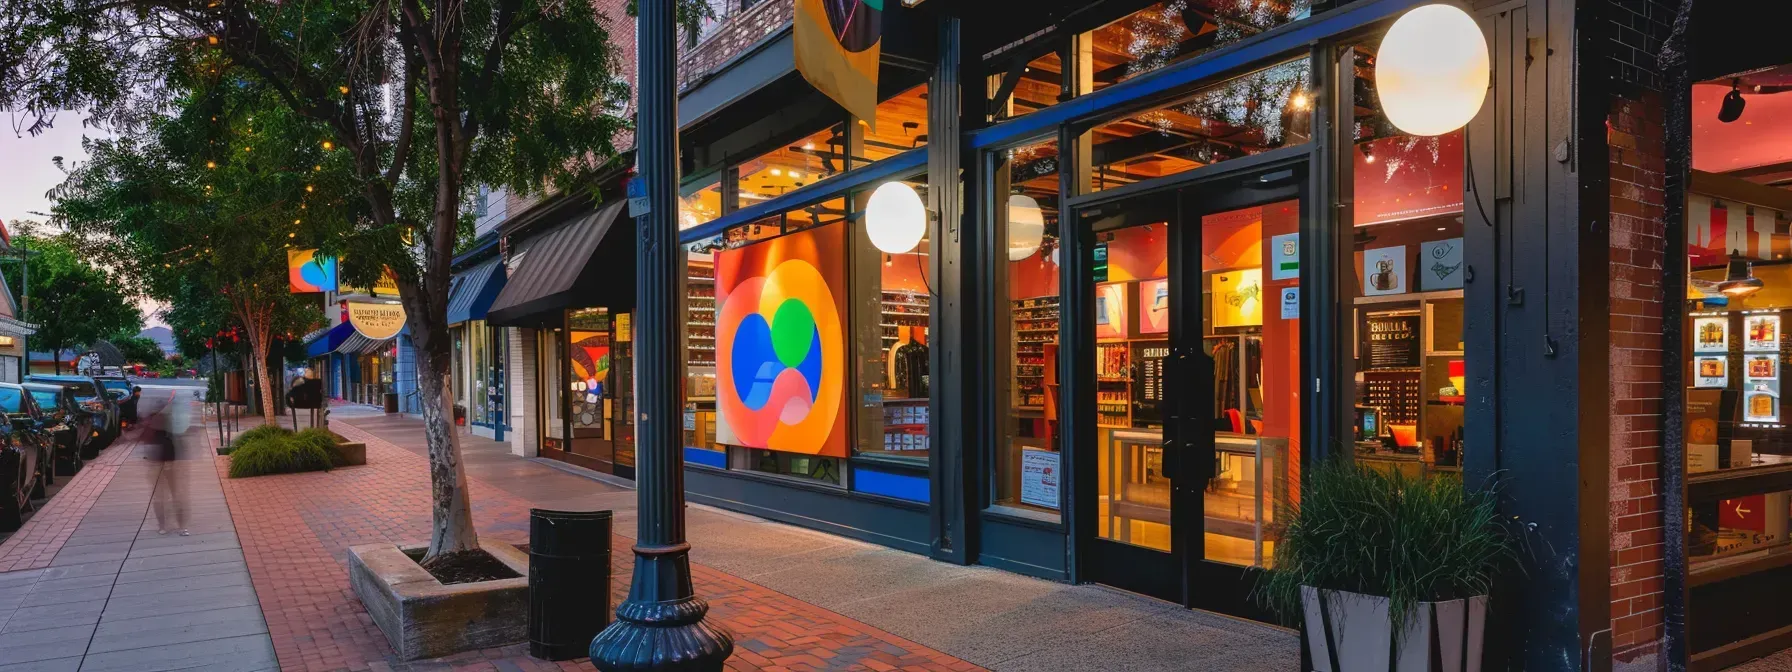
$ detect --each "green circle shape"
[770,299,816,368]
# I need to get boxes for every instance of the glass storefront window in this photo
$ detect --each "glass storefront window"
[1085,59,1311,192]
[1345,40,1468,481]
[452,325,466,408]
[861,84,929,165]
[1085,1,1312,94]
[991,137,1063,519]
[686,250,722,458]
[737,124,847,208]
[986,49,1064,123]
[850,177,932,460]
[680,172,725,231]
[465,321,503,428]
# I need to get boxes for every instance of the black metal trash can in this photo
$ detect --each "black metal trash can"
[528,509,613,661]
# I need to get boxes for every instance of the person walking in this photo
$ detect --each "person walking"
[148,393,189,536]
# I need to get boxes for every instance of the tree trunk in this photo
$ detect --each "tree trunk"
[249,331,275,424]
[417,343,478,560]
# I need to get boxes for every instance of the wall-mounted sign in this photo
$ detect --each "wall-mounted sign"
[1280,287,1301,320]
[1364,245,1408,296]
[1020,448,1060,510]
[1365,312,1421,369]
[1694,317,1729,353]
[1420,238,1464,290]
[1270,232,1300,280]
[346,301,406,340]
[288,249,339,293]
[1137,278,1169,334]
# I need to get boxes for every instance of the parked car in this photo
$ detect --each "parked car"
[94,375,138,425]
[22,382,90,475]
[0,384,51,530]
[27,375,119,452]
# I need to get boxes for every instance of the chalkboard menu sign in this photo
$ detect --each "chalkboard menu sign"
[1366,313,1422,369]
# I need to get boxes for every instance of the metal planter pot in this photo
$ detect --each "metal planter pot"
[1301,587,1487,672]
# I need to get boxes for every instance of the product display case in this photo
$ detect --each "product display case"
[1098,428,1289,566]
[1354,290,1465,476]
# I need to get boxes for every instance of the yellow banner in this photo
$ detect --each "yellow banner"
[794,0,882,130]
[340,266,401,297]
[346,301,406,340]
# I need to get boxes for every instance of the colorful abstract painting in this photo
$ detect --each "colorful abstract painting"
[715,223,847,457]
[287,249,338,293]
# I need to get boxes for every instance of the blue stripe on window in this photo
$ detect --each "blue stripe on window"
[851,466,930,503]
[685,447,727,469]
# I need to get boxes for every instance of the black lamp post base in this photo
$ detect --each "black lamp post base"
[589,547,734,671]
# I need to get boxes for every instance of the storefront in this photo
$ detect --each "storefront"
[487,199,637,477]
[448,240,510,439]
[653,0,1697,666]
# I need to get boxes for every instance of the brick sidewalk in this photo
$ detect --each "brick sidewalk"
[210,415,984,672]
[0,417,147,573]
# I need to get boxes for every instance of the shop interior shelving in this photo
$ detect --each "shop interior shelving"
[1354,289,1465,476]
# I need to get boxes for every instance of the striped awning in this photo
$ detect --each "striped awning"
[0,315,39,337]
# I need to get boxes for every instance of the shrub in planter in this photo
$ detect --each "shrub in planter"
[227,433,334,478]
[292,427,343,464]
[1256,460,1514,672]
[222,425,291,456]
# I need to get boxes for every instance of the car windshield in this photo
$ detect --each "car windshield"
[99,380,130,393]
[28,390,59,410]
[0,388,20,413]
[42,381,98,397]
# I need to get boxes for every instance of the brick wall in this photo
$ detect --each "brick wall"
[1608,90,1670,671]
[677,0,793,93]
[1604,1,1675,668]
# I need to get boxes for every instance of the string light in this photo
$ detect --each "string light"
[305,185,314,192]
[321,140,333,150]
[206,161,216,169]
[338,86,350,95]
[207,36,218,45]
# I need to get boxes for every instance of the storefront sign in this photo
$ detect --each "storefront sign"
[1020,448,1060,510]
[340,265,402,297]
[287,249,338,293]
[1365,313,1421,369]
[346,301,406,340]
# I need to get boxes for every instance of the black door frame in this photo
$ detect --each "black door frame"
[1068,155,1308,619]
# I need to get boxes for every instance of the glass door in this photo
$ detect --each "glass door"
[1081,171,1303,621]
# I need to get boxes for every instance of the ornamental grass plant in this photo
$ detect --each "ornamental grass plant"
[226,429,334,478]
[1256,459,1515,632]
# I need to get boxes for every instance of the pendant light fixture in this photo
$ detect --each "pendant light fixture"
[1718,250,1765,298]
[1008,194,1046,261]
[865,181,927,254]
[1374,4,1490,136]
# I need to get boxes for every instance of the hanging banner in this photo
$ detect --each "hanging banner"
[346,301,406,340]
[288,249,339,293]
[340,265,401,297]
[795,0,882,129]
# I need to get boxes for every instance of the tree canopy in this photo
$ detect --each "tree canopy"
[0,226,141,368]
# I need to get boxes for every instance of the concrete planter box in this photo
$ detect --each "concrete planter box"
[332,440,367,466]
[347,541,529,661]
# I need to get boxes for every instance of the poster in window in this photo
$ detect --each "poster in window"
[1419,238,1464,290]
[1745,386,1780,423]
[1211,268,1263,328]
[1365,313,1421,369]
[1694,317,1729,353]
[1020,448,1060,509]
[1363,246,1407,296]
[1138,278,1170,334]
[1096,282,1128,339]
[1694,355,1728,388]
[1270,232,1300,280]
[714,222,849,457]
[1748,354,1778,381]
[1746,314,1780,352]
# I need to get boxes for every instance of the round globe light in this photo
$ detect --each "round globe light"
[865,182,927,254]
[1375,4,1490,136]
[1008,194,1046,261]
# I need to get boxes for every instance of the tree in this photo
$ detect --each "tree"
[5,0,714,564]
[112,335,167,365]
[0,226,141,373]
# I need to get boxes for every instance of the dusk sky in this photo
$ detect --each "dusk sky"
[1,110,166,329]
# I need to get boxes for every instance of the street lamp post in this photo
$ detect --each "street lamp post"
[587,1,733,670]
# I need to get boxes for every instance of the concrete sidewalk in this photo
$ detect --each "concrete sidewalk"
[0,392,276,672]
[337,413,1298,672]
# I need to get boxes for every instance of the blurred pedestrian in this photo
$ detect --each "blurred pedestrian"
[148,394,189,536]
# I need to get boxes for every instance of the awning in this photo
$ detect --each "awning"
[360,337,395,356]
[0,315,39,337]
[306,323,355,359]
[446,257,507,325]
[336,333,372,355]
[487,200,635,327]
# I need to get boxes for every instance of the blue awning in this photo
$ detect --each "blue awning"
[447,257,507,325]
[305,322,355,359]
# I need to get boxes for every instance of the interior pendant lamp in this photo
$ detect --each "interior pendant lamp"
[1719,250,1765,298]
[1008,194,1046,261]
[866,181,926,254]
[1375,4,1490,136]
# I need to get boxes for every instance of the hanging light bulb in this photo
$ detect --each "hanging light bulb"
[1008,194,1045,261]
[1375,4,1490,136]
[321,140,334,150]
[865,182,926,254]
[1718,250,1765,298]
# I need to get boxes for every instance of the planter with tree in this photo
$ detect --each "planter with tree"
[1257,461,1515,672]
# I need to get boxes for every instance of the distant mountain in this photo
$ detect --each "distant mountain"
[138,326,177,354]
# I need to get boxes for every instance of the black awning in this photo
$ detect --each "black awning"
[486,200,635,327]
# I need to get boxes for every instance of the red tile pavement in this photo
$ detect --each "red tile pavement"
[0,419,149,573]
[209,414,985,672]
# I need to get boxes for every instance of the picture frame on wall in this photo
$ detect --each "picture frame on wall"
[1694,355,1728,389]
[1746,314,1781,353]
[1419,238,1464,290]
[1694,316,1729,354]
[1363,245,1407,296]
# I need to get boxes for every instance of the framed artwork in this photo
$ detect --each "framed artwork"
[1746,314,1781,353]
[1212,268,1263,328]
[1096,282,1128,340]
[1420,238,1464,290]
[1138,278,1170,334]
[714,223,848,457]
[1363,246,1407,296]
[1748,354,1779,381]
[1694,317,1729,354]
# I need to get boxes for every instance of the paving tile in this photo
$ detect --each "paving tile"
[35,562,121,581]
[0,656,81,672]
[24,574,114,593]
[122,539,240,559]
[101,584,258,620]
[45,549,128,567]
[76,633,276,672]
[112,560,247,585]
[0,570,45,590]
[0,623,96,665]
[21,584,113,607]
[0,599,105,634]
[119,548,242,572]
[87,608,267,654]
[105,570,249,597]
